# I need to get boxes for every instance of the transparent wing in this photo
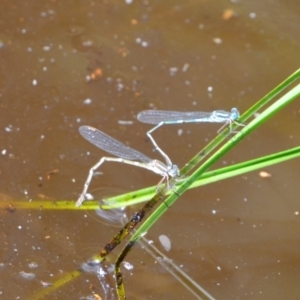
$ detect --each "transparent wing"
[137,110,212,124]
[79,126,152,163]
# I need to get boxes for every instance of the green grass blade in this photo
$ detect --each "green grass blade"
[102,145,300,208]
[180,68,300,175]
[126,83,300,249]
[29,270,82,300]
[4,144,299,211]
[29,71,300,299]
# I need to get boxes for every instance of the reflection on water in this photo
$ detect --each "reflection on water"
[79,262,116,300]
[95,205,127,227]
[87,187,129,227]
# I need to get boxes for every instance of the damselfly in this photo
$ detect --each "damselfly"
[76,126,180,206]
[137,107,244,160]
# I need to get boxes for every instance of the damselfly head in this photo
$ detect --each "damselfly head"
[169,164,180,177]
[231,107,240,120]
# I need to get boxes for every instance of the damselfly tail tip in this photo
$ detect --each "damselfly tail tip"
[136,110,147,122]
[75,196,84,207]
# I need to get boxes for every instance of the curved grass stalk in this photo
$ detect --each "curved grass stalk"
[0,146,300,211]
[179,68,300,176]
[114,83,300,299]
[29,73,300,299]
[120,82,300,243]
[102,144,300,208]
[5,144,300,212]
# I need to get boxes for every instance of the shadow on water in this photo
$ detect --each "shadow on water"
[0,0,300,299]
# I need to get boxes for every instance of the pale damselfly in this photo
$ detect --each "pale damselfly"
[76,126,180,206]
[137,107,244,161]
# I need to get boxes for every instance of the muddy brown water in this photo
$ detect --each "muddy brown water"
[0,1,300,299]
